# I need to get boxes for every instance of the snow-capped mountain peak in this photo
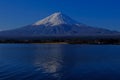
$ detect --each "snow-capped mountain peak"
[0,12,119,37]
[33,12,79,26]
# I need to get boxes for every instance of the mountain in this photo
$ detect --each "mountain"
[0,12,119,38]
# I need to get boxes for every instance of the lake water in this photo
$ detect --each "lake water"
[0,44,120,80]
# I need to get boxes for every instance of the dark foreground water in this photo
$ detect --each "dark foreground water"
[0,44,120,80]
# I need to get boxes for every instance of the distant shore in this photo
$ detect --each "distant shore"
[0,39,120,44]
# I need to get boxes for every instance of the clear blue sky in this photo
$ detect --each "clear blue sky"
[0,0,120,31]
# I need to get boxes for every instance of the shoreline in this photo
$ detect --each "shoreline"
[0,38,120,44]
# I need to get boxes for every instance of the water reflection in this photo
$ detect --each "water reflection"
[33,44,88,80]
[0,44,120,80]
[34,45,64,79]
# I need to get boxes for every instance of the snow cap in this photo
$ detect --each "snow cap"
[33,12,79,26]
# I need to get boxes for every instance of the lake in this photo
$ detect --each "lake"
[0,44,120,80]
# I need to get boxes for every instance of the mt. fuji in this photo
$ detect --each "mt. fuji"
[0,12,119,38]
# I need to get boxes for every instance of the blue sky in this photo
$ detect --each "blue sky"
[0,0,120,31]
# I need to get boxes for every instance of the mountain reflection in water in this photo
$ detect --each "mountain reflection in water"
[0,44,120,80]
